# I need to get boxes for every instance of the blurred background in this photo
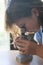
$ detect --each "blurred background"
[0,0,10,50]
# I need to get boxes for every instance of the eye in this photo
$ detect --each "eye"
[20,24,26,29]
[20,25,26,30]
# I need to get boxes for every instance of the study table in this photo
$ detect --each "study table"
[0,50,43,65]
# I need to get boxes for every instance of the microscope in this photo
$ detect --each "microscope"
[16,26,35,63]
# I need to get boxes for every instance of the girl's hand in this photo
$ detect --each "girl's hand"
[14,38,37,55]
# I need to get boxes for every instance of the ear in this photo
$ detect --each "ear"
[31,8,39,17]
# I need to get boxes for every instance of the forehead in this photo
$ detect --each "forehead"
[10,17,39,32]
[14,17,39,27]
[14,17,29,26]
[14,17,35,26]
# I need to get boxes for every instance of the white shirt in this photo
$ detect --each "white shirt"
[34,29,43,45]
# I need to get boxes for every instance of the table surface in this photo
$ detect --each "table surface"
[0,50,43,65]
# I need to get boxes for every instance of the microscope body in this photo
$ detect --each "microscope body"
[16,26,35,63]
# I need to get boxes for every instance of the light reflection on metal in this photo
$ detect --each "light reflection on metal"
[41,0,43,2]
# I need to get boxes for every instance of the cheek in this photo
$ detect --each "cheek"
[25,23,39,32]
[25,23,33,31]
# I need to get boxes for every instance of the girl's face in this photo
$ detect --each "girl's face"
[9,16,40,41]
[11,17,40,32]
[9,17,40,39]
[9,8,40,35]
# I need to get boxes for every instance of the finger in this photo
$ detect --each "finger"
[14,41,25,49]
[13,44,17,48]
[20,51,28,55]
[19,51,26,55]
[17,44,25,48]
[13,41,18,48]
[15,37,21,40]
[17,46,25,52]
[16,42,25,47]
[16,38,27,44]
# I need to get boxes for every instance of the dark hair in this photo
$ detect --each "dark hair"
[5,0,43,30]
[38,10,43,26]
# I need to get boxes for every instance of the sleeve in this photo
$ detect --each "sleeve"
[34,33,39,45]
[34,31,42,45]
